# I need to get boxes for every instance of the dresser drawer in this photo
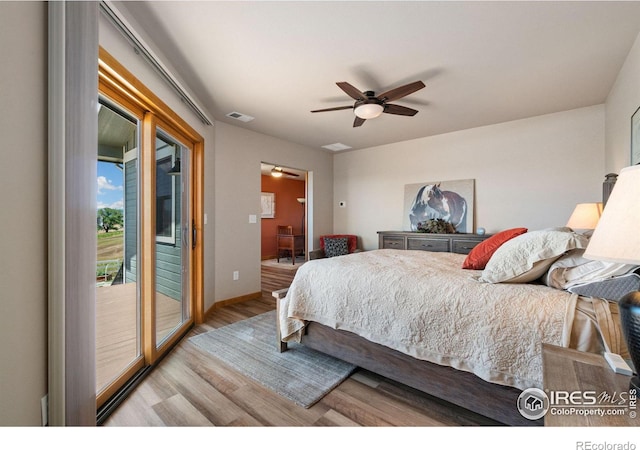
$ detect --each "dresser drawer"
[382,236,405,250]
[378,231,491,253]
[407,237,450,252]
[452,239,483,255]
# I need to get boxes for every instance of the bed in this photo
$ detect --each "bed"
[275,185,637,426]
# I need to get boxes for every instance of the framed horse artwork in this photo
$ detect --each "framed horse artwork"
[403,179,475,233]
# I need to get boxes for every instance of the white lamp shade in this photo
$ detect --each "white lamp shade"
[566,202,603,230]
[584,165,640,264]
[354,103,384,119]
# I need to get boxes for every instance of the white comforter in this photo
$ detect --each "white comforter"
[279,249,620,390]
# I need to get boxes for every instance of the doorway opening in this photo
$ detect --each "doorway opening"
[260,162,310,296]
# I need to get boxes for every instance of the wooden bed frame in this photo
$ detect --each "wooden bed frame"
[273,175,618,426]
[273,288,540,426]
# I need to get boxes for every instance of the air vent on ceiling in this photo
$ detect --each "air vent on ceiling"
[322,143,352,152]
[226,111,255,122]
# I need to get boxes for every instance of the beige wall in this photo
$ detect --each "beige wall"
[334,106,605,250]
[213,122,333,303]
[0,2,48,425]
[605,31,640,173]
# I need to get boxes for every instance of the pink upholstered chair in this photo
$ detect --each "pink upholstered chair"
[309,234,361,259]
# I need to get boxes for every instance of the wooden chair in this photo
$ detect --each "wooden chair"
[277,225,293,236]
[277,225,303,264]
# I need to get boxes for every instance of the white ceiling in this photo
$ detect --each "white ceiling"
[116,1,640,153]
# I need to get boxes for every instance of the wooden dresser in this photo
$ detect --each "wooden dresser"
[377,231,490,254]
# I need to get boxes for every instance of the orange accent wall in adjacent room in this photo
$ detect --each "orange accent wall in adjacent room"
[261,175,306,260]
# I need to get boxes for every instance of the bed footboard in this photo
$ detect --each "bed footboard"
[272,288,289,352]
[300,322,540,426]
[272,288,538,425]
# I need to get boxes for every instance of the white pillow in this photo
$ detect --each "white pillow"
[542,249,590,289]
[478,229,589,284]
[544,248,638,289]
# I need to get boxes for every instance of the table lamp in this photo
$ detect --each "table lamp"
[566,202,603,231]
[583,165,640,391]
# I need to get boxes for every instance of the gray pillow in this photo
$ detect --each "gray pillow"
[568,272,640,301]
[324,237,349,258]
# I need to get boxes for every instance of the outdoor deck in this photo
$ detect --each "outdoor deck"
[95,282,182,392]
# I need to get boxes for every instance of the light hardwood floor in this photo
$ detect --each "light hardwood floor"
[102,261,502,427]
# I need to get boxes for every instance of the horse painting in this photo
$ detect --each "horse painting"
[409,183,468,232]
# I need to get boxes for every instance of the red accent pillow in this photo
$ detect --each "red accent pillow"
[462,228,528,270]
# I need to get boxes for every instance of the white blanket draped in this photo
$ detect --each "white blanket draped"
[279,249,619,390]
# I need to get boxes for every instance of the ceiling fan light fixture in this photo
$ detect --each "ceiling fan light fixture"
[271,167,284,177]
[312,80,425,127]
[354,102,384,119]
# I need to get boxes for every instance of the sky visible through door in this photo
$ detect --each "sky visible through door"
[97,161,124,210]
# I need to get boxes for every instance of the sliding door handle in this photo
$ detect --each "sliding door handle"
[192,220,197,250]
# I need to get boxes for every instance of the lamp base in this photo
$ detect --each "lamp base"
[630,376,640,394]
[619,291,640,393]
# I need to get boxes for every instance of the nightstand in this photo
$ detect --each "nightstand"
[542,344,638,426]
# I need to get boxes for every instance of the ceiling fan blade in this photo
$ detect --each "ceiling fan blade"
[384,104,419,116]
[336,82,368,101]
[271,166,299,177]
[311,105,354,113]
[353,116,366,127]
[377,81,426,102]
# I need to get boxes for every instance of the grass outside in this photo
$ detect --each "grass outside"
[98,230,124,261]
[97,230,124,280]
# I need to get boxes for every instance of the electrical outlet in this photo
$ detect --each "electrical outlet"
[41,394,48,426]
[233,271,239,281]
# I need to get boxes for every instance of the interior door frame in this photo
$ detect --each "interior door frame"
[260,162,311,261]
[97,46,205,407]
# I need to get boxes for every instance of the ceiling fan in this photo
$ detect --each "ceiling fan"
[271,166,299,178]
[311,80,426,127]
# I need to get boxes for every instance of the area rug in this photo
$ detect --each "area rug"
[189,310,356,408]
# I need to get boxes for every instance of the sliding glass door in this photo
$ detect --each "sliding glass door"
[96,47,204,411]
[155,129,191,347]
[96,99,142,396]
